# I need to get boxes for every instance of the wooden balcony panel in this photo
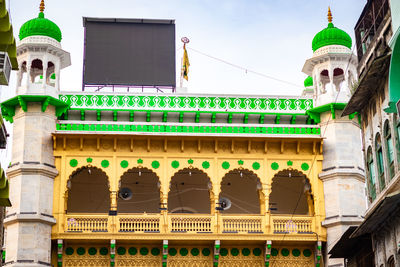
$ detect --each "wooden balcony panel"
[169,214,213,233]
[272,215,314,234]
[118,214,161,233]
[221,215,264,234]
[65,214,109,233]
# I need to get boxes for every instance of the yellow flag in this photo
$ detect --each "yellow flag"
[182,44,190,81]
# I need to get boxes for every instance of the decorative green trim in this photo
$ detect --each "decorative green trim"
[69,159,78,167]
[88,247,97,256]
[151,248,160,256]
[86,158,93,163]
[1,95,69,123]
[140,247,149,256]
[137,159,143,164]
[117,247,126,255]
[271,248,278,256]
[242,248,250,256]
[252,162,260,170]
[101,160,109,168]
[77,247,85,256]
[65,247,74,255]
[222,161,230,170]
[99,247,108,255]
[179,248,188,256]
[171,160,180,169]
[202,248,211,256]
[128,247,137,256]
[169,248,177,256]
[301,163,310,171]
[190,248,199,256]
[385,32,400,113]
[151,160,160,169]
[120,160,128,168]
[220,248,228,256]
[271,162,279,170]
[303,249,312,257]
[231,248,239,256]
[253,248,262,256]
[56,122,321,136]
[292,249,300,257]
[188,159,194,165]
[202,161,210,169]
[238,160,244,165]
[306,103,347,123]
[287,160,293,166]
[281,248,289,257]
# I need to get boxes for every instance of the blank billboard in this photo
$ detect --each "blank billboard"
[83,17,176,87]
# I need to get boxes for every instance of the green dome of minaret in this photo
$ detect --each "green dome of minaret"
[304,76,313,87]
[312,7,352,52]
[19,0,62,42]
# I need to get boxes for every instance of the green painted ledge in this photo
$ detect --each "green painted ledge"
[384,31,400,113]
[306,103,357,123]
[0,165,10,207]
[1,95,69,123]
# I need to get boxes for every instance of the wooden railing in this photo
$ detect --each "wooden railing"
[118,214,160,232]
[169,214,213,233]
[272,216,313,234]
[65,214,109,232]
[220,215,264,233]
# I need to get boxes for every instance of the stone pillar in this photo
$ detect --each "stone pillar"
[4,103,58,267]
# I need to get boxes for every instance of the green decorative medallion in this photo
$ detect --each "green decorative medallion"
[281,248,290,257]
[303,249,312,257]
[65,247,74,255]
[188,159,194,165]
[99,247,108,255]
[271,248,278,256]
[140,247,149,255]
[169,248,177,256]
[238,160,244,165]
[151,160,160,169]
[101,160,109,168]
[202,248,211,256]
[202,161,210,169]
[242,248,250,256]
[220,248,228,256]
[86,158,93,163]
[222,161,230,170]
[120,160,129,168]
[77,247,85,256]
[128,247,137,255]
[179,248,188,256]
[88,247,97,255]
[171,160,180,169]
[253,248,262,256]
[287,160,293,166]
[252,162,260,170]
[137,158,143,164]
[271,162,279,170]
[117,247,126,255]
[301,163,310,171]
[231,248,239,256]
[292,249,301,257]
[151,248,160,256]
[191,248,200,256]
[69,159,78,167]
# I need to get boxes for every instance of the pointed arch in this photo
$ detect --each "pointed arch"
[168,168,212,214]
[67,166,110,213]
[219,168,263,214]
[269,169,314,215]
[118,167,161,213]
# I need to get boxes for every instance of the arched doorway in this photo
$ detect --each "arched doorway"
[118,167,161,213]
[269,169,313,215]
[67,166,110,213]
[168,168,212,214]
[219,169,262,214]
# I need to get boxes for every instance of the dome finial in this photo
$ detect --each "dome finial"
[327,6,333,23]
[39,0,45,13]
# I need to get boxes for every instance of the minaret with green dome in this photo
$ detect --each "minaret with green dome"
[2,1,70,266]
[302,8,366,267]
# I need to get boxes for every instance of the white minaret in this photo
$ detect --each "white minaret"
[302,8,366,267]
[3,1,70,266]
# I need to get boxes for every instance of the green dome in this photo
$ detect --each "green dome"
[304,76,313,87]
[19,12,62,42]
[312,22,351,52]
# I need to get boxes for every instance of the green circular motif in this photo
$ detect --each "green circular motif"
[252,162,260,170]
[171,160,180,169]
[88,247,97,255]
[191,248,200,256]
[169,248,177,256]
[151,161,160,169]
[202,248,211,256]
[151,248,160,256]
[231,248,239,256]
[271,248,278,256]
[128,247,137,255]
[99,247,108,255]
[77,247,85,255]
[253,248,262,256]
[120,160,129,168]
[220,248,228,256]
[281,248,290,257]
[222,161,230,170]
[301,163,310,171]
[69,159,78,167]
[242,248,250,256]
[188,159,194,165]
[65,247,74,255]
[271,162,279,170]
[287,160,293,166]
[140,247,149,255]
[179,248,188,256]
[117,247,126,255]
[101,160,109,168]
[303,249,312,257]
[137,159,143,164]
[202,161,210,169]
[292,249,301,257]
[86,158,93,163]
